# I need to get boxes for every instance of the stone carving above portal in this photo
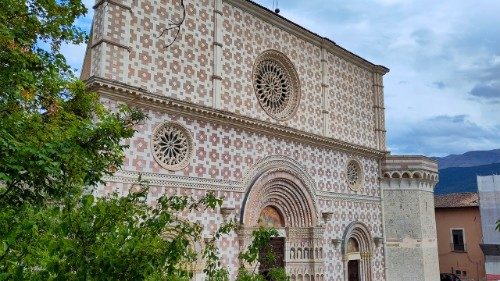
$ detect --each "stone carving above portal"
[346,159,363,191]
[151,122,193,171]
[252,50,301,121]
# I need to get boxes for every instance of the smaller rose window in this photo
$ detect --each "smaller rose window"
[346,160,362,190]
[152,122,193,171]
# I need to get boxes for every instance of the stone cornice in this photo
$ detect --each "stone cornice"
[382,155,438,174]
[86,77,388,159]
[225,0,389,75]
[104,170,383,203]
[317,191,381,203]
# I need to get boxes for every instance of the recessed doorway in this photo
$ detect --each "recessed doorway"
[348,259,360,281]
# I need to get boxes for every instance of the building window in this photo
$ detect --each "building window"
[252,50,300,121]
[451,229,466,252]
[152,122,193,171]
[346,159,363,191]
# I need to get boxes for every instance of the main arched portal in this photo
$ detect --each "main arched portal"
[238,156,325,281]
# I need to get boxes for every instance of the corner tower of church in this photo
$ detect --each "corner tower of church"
[82,0,439,280]
[381,156,440,281]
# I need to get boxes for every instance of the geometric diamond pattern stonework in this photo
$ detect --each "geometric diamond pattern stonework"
[253,50,300,121]
[152,122,193,171]
[85,0,440,278]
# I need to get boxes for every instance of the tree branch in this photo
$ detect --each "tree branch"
[157,0,186,49]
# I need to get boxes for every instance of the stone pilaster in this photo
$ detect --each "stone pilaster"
[372,71,386,151]
[320,40,329,137]
[212,0,223,109]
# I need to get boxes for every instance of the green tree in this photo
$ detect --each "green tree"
[0,0,145,206]
[0,0,289,279]
[0,181,236,280]
[236,227,289,281]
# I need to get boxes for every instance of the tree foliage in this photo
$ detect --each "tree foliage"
[0,0,289,280]
[0,183,234,280]
[0,0,145,206]
[236,227,289,281]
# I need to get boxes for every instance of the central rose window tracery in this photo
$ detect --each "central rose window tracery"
[255,60,291,115]
[253,50,300,120]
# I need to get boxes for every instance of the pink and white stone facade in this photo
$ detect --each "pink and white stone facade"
[82,0,439,280]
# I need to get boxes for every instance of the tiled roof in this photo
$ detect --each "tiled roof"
[434,192,479,208]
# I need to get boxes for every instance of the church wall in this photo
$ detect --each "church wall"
[219,3,324,137]
[86,0,383,150]
[101,97,382,198]
[99,96,386,280]
[324,53,378,150]
[88,0,215,105]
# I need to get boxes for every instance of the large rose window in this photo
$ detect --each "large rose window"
[253,50,300,120]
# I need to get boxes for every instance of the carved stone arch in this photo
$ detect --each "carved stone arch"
[342,222,374,254]
[391,171,401,178]
[241,156,319,227]
[341,221,374,281]
[401,171,411,178]
[238,156,324,278]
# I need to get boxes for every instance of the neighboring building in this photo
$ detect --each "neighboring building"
[82,0,440,280]
[435,192,485,281]
[478,175,500,281]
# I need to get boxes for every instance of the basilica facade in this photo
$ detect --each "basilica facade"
[82,0,440,280]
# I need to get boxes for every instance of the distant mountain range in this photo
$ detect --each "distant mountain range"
[434,162,500,194]
[433,149,500,194]
[433,149,500,169]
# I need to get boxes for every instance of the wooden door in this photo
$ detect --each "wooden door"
[259,237,285,278]
[348,260,360,281]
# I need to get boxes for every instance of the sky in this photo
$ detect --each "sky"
[66,0,500,157]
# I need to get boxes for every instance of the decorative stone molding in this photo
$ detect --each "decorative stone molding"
[239,155,326,279]
[242,170,317,228]
[374,237,384,247]
[86,77,388,159]
[103,170,240,192]
[342,222,374,254]
[241,155,320,226]
[151,121,193,171]
[317,191,381,203]
[381,155,439,192]
[101,170,383,204]
[341,221,375,280]
[322,212,333,223]
[252,49,301,121]
[220,207,235,222]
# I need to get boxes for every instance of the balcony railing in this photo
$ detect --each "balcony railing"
[450,243,467,252]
